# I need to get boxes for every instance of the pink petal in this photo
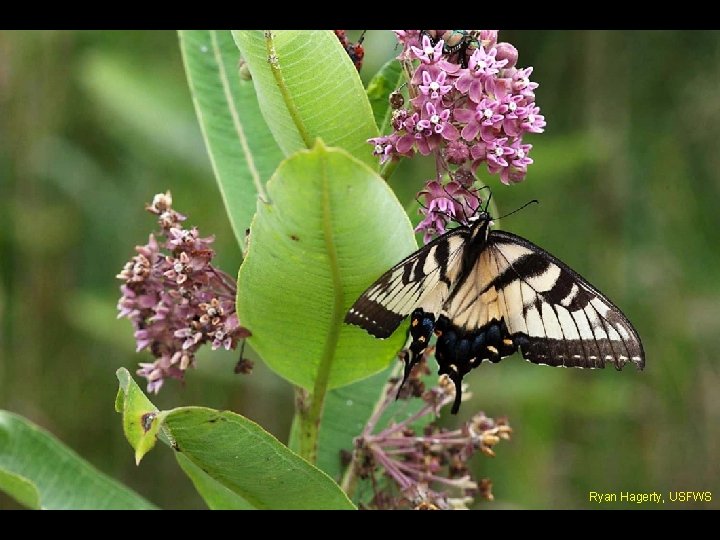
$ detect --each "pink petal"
[396,134,415,153]
[453,108,475,123]
[442,123,460,141]
[455,73,473,93]
[461,121,480,141]
[470,142,487,160]
[468,79,485,104]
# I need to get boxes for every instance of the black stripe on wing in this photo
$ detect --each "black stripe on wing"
[486,230,645,371]
[344,301,405,339]
[345,228,468,338]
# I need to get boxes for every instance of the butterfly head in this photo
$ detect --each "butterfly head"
[467,211,491,225]
[463,185,494,227]
[466,210,493,243]
[468,205,493,226]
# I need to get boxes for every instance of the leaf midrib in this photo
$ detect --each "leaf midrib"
[209,30,266,202]
[310,153,344,424]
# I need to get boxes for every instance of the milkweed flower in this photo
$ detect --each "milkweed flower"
[415,181,480,243]
[117,192,251,393]
[370,30,545,241]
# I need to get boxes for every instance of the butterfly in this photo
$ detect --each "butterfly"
[344,203,645,414]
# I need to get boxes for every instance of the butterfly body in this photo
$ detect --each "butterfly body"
[345,212,645,414]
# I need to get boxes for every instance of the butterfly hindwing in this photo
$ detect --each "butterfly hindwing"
[344,228,468,338]
[484,231,645,369]
[445,230,645,371]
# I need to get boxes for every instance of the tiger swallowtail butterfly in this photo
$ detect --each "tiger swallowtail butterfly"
[345,208,645,414]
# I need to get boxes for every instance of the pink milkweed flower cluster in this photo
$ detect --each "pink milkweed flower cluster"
[116,192,251,393]
[369,30,545,243]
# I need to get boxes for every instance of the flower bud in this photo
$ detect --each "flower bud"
[495,42,518,68]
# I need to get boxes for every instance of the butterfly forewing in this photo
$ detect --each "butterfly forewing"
[345,229,468,338]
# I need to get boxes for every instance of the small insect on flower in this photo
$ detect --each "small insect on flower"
[335,30,366,71]
[389,90,405,110]
[421,30,480,66]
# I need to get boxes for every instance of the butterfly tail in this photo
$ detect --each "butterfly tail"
[449,376,463,415]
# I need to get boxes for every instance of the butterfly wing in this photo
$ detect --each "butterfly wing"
[441,230,645,370]
[345,228,469,338]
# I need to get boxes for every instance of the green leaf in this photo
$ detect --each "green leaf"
[0,410,156,509]
[115,368,354,509]
[174,452,255,509]
[179,30,283,250]
[367,58,404,134]
[0,468,40,509]
[165,407,354,509]
[315,366,394,480]
[232,31,378,168]
[236,141,417,390]
[115,368,163,465]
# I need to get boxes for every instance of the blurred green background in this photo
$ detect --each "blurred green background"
[1,30,718,509]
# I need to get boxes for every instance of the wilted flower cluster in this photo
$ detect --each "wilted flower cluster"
[348,355,511,509]
[116,192,251,393]
[369,30,545,242]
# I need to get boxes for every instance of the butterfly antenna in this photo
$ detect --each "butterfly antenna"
[415,193,429,211]
[357,30,367,44]
[468,185,491,217]
[484,189,493,214]
[496,199,539,220]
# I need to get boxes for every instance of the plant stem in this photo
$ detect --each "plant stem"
[294,386,322,464]
[295,380,332,465]
[380,158,399,182]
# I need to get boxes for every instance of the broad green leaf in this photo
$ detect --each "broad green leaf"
[115,368,163,464]
[236,142,417,390]
[175,452,254,509]
[0,410,156,509]
[115,368,354,509]
[232,31,378,168]
[165,407,354,509]
[0,468,40,509]
[367,58,404,134]
[179,30,283,250]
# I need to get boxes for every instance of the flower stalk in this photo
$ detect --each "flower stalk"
[342,354,511,509]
